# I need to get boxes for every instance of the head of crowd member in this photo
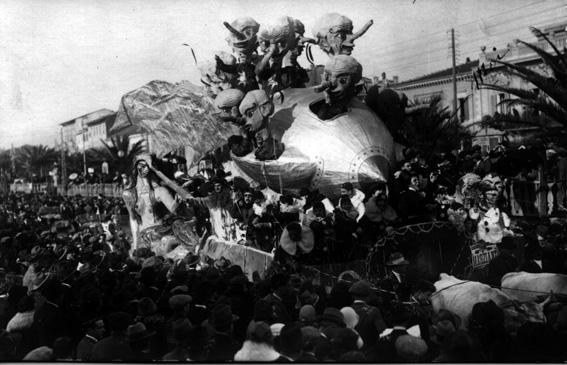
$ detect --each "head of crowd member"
[253,299,275,324]
[127,322,155,356]
[408,173,420,191]
[299,282,320,308]
[277,322,303,360]
[338,195,354,212]
[106,311,132,336]
[271,273,292,299]
[340,182,354,198]
[438,330,483,362]
[210,304,236,335]
[299,305,316,326]
[234,321,280,362]
[85,318,106,341]
[311,201,326,219]
[411,280,436,305]
[395,335,428,362]
[401,160,412,172]
[374,193,388,209]
[386,252,409,276]
[286,222,303,243]
[243,190,254,206]
[53,336,74,360]
[348,280,373,303]
[339,350,366,362]
[212,178,225,194]
[389,303,411,329]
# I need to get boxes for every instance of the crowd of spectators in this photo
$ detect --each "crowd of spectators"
[1,142,567,361]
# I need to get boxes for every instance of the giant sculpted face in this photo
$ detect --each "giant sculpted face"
[313,13,373,56]
[257,17,296,58]
[224,17,260,62]
[316,55,363,105]
[238,89,274,132]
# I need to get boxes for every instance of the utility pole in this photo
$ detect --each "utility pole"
[61,127,67,194]
[451,28,458,117]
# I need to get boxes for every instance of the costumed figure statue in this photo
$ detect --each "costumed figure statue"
[312,13,373,56]
[312,55,364,120]
[200,51,239,98]
[238,89,284,160]
[122,155,198,258]
[469,182,512,245]
[217,17,260,93]
[255,16,298,94]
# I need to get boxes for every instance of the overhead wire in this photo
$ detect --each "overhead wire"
[371,0,557,54]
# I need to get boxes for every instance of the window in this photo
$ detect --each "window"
[459,97,470,122]
[489,94,498,114]
[497,93,510,114]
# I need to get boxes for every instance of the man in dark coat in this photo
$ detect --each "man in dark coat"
[366,304,411,362]
[348,280,387,351]
[263,273,294,323]
[486,237,519,287]
[205,304,241,361]
[397,174,428,223]
[32,278,65,347]
[76,318,105,361]
[91,311,134,361]
[381,252,412,302]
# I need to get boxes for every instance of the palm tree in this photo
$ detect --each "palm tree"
[480,27,567,141]
[15,145,58,180]
[0,150,11,173]
[90,136,146,174]
[398,95,472,162]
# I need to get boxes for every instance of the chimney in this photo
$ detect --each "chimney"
[393,76,399,83]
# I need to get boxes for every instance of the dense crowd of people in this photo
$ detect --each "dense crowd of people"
[1,143,567,361]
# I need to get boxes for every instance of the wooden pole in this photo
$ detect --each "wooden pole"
[451,28,458,116]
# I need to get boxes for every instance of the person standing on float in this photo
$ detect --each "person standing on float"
[122,155,179,256]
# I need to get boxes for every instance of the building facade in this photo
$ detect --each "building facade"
[60,109,117,153]
[390,21,567,152]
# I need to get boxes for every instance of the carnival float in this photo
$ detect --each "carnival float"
[108,13,487,282]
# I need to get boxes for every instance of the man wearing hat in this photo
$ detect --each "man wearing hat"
[76,318,105,361]
[205,304,241,361]
[381,252,412,301]
[127,322,156,361]
[263,273,294,324]
[486,236,519,287]
[349,280,387,350]
[91,311,134,361]
[318,307,346,339]
[32,278,66,348]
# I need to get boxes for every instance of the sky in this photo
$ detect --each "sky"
[1,0,566,149]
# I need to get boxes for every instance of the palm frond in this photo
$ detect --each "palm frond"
[490,58,567,108]
[529,26,567,68]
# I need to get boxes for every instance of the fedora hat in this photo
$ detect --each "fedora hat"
[30,271,50,292]
[127,322,155,343]
[348,280,373,298]
[210,304,239,331]
[386,252,409,266]
[318,307,346,328]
